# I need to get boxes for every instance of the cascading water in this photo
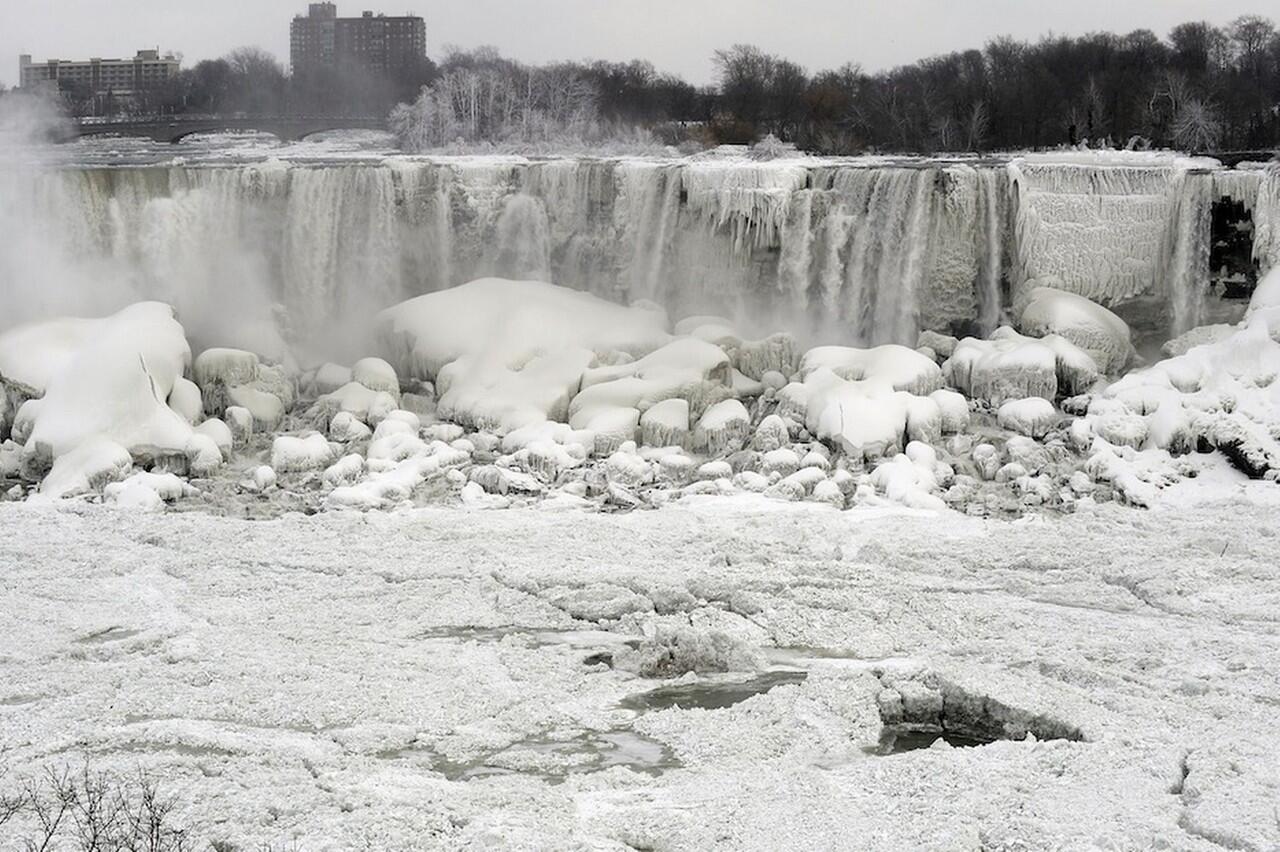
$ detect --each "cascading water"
[2,155,1275,362]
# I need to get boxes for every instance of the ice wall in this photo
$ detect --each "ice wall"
[3,155,1273,361]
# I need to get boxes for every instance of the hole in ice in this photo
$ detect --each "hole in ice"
[415,625,639,651]
[618,670,807,712]
[863,725,994,756]
[379,729,681,783]
[876,676,1086,747]
[75,626,141,644]
[0,694,42,707]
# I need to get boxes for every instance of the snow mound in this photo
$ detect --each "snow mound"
[379,278,671,435]
[379,278,670,379]
[1019,287,1134,374]
[800,345,943,396]
[7,303,196,495]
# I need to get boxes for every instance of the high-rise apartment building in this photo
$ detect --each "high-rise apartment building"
[290,4,426,76]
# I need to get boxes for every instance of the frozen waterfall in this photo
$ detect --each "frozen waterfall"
[2,155,1275,359]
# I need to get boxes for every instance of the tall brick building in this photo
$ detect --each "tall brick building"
[290,3,426,76]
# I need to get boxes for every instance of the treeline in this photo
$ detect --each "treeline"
[707,16,1280,153]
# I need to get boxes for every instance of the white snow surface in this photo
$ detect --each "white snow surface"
[2,495,1279,848]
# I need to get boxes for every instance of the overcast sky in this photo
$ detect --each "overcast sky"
[3,0,1270,88]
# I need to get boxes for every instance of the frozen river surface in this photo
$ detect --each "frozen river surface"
[2,486,1279,850]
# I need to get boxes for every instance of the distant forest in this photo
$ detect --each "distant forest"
[33,14,1280,153]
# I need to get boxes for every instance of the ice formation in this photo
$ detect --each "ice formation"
[6,154,1278,362]
[3,152,1280,515]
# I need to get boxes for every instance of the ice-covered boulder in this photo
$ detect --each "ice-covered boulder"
[733,333,799,381]
[193,348,259,390]
[929,389,970,433]
[868,443,946,511]
[194,418,233,455]
[379,278,670,380]
[693,399,751,454]
[329,411,374,443]
[224,406,253,446]
[1019,287,1134,374]
[798,369,939,462]
[572,338,734,430]
[997,397,1058,439]
[323,453,366,487]
[352,357,400,396]
[640,398,690,448]
[310,362,353,396]
[227,385,285,431]
[800,345,943,396]
[271,433,335,473]
[168,378,203,425]
[36,436,133,499]
[945,327,1098,405]
[104,471,196,511]
[186,433,223,476]
[751,414,790,452]
[9,304,195,495]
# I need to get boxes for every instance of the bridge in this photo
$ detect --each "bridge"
[72,115,389,144]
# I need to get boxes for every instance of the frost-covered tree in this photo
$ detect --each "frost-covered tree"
[1173,98,1223,151]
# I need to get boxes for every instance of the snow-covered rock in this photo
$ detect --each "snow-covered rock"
[194,418,233,455]
[352,357,400,396]
[9,303,195,494]
[640,398,690,449]
[998,398,1058,439]
[800,344,943,395]
[694,399,751,454]
[272,433,335,473]
[1020,287,1134,374]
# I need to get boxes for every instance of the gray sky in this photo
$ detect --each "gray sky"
[3,0,1270,89]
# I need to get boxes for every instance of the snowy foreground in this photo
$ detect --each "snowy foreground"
[2,488,1279,849]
